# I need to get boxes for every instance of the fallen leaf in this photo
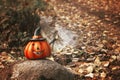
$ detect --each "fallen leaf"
[102,61,110,67]
[100,72,106,78]
[86,65,94,73]
[94,56,101,66]
[85,73,94,78]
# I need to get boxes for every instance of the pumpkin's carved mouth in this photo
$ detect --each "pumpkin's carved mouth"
[33,50,44,55]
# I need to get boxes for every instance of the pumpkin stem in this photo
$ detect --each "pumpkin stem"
[34,27,41,36]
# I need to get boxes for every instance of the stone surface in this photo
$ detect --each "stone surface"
[11,60,74,80]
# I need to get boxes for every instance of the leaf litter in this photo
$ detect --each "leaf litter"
[0,0,120,80]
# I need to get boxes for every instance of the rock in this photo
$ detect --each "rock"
[11,60,74,80]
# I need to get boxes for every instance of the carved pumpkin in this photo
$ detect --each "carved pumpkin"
[24,27,51,59]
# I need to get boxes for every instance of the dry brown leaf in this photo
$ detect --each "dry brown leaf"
[102,61,110,67]
[94,56,101,66]
[100,72,106,78]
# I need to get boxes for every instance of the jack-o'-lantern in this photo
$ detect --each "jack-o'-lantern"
[24,27,51,59]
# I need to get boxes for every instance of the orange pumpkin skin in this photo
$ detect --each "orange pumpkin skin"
[24,36,51,59]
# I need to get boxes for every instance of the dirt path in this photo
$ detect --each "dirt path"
[42,0,120,79]
[45,0,120,54]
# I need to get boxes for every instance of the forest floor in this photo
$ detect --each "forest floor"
[0,0,120,80]
[40,0,120,80]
